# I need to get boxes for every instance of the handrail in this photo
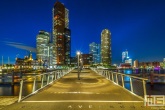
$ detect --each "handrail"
[91,68,148,99]
[18,68,74,102]
[112,72,148,80]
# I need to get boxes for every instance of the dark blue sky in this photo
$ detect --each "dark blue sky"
[0,0,165,64]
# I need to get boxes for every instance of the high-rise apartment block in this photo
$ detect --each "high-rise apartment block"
[122,50,128,63]
[89,42,101,64]
[52,1,71,65]
[101,29,111,65]
[36,30,50,66]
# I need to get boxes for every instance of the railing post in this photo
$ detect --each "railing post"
[121,74,125,88]
[61,70,63,77]
[63,70,65,76]
[107,71,109,79]
[109,71,111,80]
[57,71,59,79]
[58,71,60,78]
[18,80,23,102]
[51,72,54,82]
[107,70,108,79]
[143,79,147,97]
[130,77,133,93]
[32,77,36,93]
[41,74,44,88]
[47,73,50,84]
[54,71,56,80]
[105,71,107,78]
[55,71,57,80]
[59,70,61,78]
[116,73,118,84]
[112,72,114,82]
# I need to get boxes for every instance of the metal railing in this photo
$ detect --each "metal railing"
[91,68,148,99]
[18,68,73,102]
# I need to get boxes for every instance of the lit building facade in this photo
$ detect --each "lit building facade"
[89,42,101,64]
[101,29,111,65]
[48,43,54,68]
[139,61,160,69]
[81,54,93,66]
[52,1,71,65]
[36,30,50,65]
[122,50,128,63]
[125,58,132,66]
[133,60,139,68]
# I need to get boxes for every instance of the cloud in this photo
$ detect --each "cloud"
[4,41,36,53]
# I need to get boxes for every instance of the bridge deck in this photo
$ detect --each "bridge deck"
[3,69,152,110]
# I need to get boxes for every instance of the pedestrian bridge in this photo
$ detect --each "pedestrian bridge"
[3,68,153,110]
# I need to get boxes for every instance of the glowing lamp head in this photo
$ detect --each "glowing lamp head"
[77,51,80,55]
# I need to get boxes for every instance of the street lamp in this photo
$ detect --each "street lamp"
[77,51,80,80]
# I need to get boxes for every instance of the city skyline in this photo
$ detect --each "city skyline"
[0,0,165,64]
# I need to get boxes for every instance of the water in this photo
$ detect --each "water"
[0,84,22,96]
[118,69,165,95]
[0,72,45,96]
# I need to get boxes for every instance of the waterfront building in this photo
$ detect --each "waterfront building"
[139,61,160,69]
[161,58,165,69]
[125,58,132,66]
[15,52,36,70]
[36,30,50,66]
[81,54,93,68]
[122,50,128,63]
[52,1,71,65]
[70,57,77,66]
[101,29,111,65]
[133,60,139,68]
[119,63,131,69]
[89,42,101,64]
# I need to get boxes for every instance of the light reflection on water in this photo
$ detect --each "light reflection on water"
[0,73,47,96]
[0,83,33,96]
[123,69,132,90]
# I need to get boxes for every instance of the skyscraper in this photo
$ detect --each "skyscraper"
[122,50,128,62]
[52,1,71,65]
[89,42,101,64]
[101,29,111,65]
[36,30,50,64]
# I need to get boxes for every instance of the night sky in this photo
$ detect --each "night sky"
[0,0,165,65]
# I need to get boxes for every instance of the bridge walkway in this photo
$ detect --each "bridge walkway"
[3,69,152,110]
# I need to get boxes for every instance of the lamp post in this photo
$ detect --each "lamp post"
[77,51,80,80]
